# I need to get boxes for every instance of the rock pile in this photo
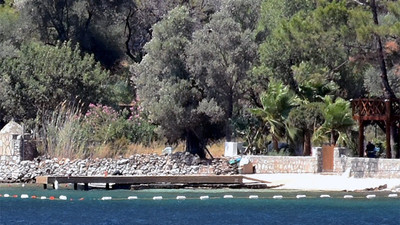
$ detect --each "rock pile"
[0,152,238,183]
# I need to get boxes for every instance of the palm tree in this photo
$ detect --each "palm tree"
[250,81,298,152]
[313,96,354,146]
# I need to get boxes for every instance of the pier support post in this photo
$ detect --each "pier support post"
[74,183,78,190]
[84,183,89,191]
[43,184,47,189]
[106,183,110,190]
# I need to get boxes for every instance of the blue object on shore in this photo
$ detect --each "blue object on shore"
[229,158,241,165]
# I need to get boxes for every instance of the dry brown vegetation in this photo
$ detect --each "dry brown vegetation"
[89,141,227,159]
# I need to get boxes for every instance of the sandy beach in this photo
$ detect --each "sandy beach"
[244,173,400,192]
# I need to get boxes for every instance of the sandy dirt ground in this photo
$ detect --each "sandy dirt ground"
[243,173,400,192]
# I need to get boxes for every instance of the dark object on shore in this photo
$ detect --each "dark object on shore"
[112,170,122,175]
[364,184,387,191]
[366,141,376,158]
[267,142,289,152]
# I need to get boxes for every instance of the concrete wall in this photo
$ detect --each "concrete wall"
[246,147,400,178]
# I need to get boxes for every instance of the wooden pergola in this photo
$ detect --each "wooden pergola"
[351,98,400,158]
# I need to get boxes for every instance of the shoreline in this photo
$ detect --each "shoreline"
[1,173,400,193]
[244,173,400,192]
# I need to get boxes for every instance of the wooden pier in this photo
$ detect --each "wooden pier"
[35,175,246,190]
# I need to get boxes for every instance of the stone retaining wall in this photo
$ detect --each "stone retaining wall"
[247,156,318,173]
[247,147,400,178]
[335,157,400,178]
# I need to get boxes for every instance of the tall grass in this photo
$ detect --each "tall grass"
[39,105,89,158]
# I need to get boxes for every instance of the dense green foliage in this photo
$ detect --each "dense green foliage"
[250,81,298,152]
[0,41,108,122]
[312,96,354,146]
[1,0,399,158]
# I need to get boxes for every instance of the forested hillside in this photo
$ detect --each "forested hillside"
[1,0,399,158]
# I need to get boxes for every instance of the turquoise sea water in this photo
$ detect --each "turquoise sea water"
[0,185,399,225]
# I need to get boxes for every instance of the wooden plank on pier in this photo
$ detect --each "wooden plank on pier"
[35,175,243,185]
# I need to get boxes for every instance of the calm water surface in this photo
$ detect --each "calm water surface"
[0,185,399,225]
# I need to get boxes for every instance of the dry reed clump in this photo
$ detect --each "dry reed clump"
[38,105,89,158]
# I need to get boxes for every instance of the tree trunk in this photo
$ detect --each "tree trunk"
[396,124,400,159]
[288,59,300,95]
[186,131,205,159]
[392,124,399,159]
[330,129,336,146]
[303,131,312,156]
[273,136,279,152]
[370,0,397,99]
[294,132,304,156]
[225,92,234,142]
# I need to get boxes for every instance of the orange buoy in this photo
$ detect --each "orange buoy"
[49,196,55,200]
[0,194,2,197]
[79,198,84,201]
[31,195,37,199]
[13,195,18,198]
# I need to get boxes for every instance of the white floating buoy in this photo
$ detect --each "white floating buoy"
[200,196,209,200]
[223,195,233,199]
[59,195,67,200]
[249,195,259,199]
[296,195,306,199]
[366,195,376,199]
[21,194,29,199]
[273,195,283,199]
[320,195,331,198]
[101,196,112,200]
[54,180,59,190]
[40,196,46,200]
[153,196,163,200]
[344,195,353,199]
[128,196,138,200]
[388,194,398,198]
[176,196,186,200]
[22,184,25,187]
[4,194,9,198]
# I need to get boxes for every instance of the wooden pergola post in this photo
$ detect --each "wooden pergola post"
[385,99,392,158]
[359,120,364,157]
[352,98,400,158]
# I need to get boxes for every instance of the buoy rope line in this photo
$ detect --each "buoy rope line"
[0,193,398,201]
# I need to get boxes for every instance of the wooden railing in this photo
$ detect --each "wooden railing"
[351,98,400,121]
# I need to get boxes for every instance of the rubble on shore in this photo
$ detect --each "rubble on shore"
[0,152,238,183]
